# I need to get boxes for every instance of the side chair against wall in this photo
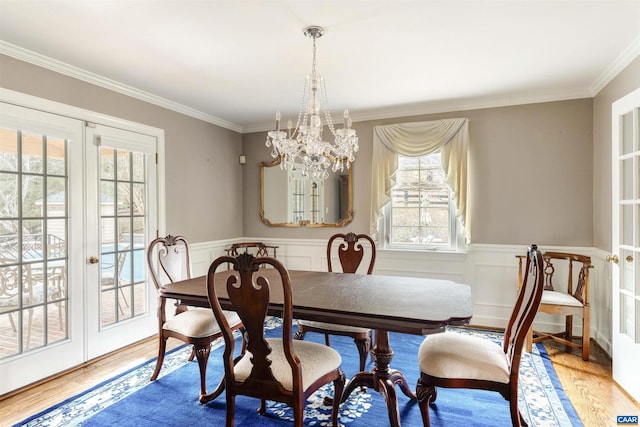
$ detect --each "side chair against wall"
[416,244,544,427]
[207,253,345,427]
[294,232,376,372]
[517,251,592,361]
[147,235,243,402]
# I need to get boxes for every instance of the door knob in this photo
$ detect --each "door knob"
[626,255,634,263]
[89,256,100,264]
[606,254,619,264]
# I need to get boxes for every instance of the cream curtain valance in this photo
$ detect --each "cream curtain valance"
[370,118,470,242]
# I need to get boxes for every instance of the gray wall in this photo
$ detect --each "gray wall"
[243,99,594,246]
[593,56,640,251]
[0,54,244,243]
[3,52,638,250]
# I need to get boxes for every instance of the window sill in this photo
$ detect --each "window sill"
[377,247,468,260]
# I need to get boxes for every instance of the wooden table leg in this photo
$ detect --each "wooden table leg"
[340,329,416,427]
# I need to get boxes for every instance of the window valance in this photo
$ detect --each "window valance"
[370,118,470,242]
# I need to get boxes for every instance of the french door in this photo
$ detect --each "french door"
[0,99,160,394]
[84,124,157,359]
[611,88,640,402]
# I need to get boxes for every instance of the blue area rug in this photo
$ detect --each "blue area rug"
[16,319,582,426]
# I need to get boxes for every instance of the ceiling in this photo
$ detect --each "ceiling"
[1,1,639,133]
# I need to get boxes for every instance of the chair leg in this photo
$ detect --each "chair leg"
[582,314,590,361]
[331,371,346,427]
[565,315,573,348]
[195,344,211,398]
[292,399,304,427]
[325,333,331,346]
[293,327,306,340]
[354,335,371,371]
[525,326,533,353]
[416,378,437,427]
[225,394,235,427]
[258,399,267,415]
[509,396,527,427]
[8,312,17,332]
[150,334,167,381]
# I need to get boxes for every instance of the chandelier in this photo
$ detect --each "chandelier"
[266,26,358,180]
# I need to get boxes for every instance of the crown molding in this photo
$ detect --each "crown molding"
[589,36,640,96]
[3,39,635,136]
[0,41,243,133]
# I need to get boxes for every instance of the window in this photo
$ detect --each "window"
[384,153,461,250]
[370,118,469,248]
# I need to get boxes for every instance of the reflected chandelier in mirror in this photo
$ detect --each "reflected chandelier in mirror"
[259,157,353,227]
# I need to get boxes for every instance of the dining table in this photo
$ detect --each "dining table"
[160,268,473,427]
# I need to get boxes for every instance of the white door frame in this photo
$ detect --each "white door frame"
[611,87,640,402]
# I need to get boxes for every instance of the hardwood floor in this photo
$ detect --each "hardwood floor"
[0,336,638,426]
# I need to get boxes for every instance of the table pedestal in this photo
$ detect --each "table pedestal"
[341,329,416,427]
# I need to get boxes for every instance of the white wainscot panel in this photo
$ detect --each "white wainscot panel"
[470,263,520,329]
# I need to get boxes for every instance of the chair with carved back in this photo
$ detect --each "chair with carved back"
[147,235,243,402]
[207,253,345,427]
[517,251,592,361]
[416,244,544,427]
[294,232,376,372]
[225,242,278,258]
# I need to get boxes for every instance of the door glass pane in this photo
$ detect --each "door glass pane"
[622,111,633,155]
[622,205,633,246]
[21,133,43,174]
[622,158,633,200]
[99,147,147,327]
[0,126,68,358]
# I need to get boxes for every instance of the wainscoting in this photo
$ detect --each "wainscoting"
[189,239,613,356]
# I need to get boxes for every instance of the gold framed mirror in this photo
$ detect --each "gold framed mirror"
[259,157,353,227]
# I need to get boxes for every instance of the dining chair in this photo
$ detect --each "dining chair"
[517,251,592,361]
[225,241,278,258]
[207,252,345,427]
[416,244,544,427]
[147,234,243,402]
[294,232,376,371]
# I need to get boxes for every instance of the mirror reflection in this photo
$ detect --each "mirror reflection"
[260,158,353,227]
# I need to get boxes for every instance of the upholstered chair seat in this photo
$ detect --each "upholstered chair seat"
[234,339,342,391]
[418,332,510,383]
[540,290,583,307]
[163,309,240,338]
